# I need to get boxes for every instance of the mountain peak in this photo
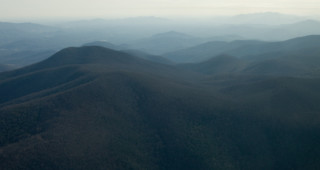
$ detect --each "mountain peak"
[36,46,141,68]
[83,41,118,49]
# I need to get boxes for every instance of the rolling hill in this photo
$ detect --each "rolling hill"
[82,41,173,64]
[165,35,320,63]
[179,55,245,74]
[179,39,320,77]
[127,31,205,55]
[164,40,266,63]
[1,46,320,169]
[122,49,173,64]
[83,41,125,50]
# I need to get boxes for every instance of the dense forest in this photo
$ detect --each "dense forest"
[1,38,320,169]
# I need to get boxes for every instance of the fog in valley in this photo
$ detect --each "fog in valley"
[1,12,320,68]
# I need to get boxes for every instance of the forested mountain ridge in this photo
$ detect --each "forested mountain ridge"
[1,45,320,169]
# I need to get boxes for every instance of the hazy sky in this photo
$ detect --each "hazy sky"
[1,0,319,20]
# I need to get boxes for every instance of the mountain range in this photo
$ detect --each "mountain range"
[1,14,320,169]
[126,31,205,55]
[1,16,320,68]
[1,43,320,169]
[165,35,320,63]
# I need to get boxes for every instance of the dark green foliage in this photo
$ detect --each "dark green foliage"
[1,45,320,169]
